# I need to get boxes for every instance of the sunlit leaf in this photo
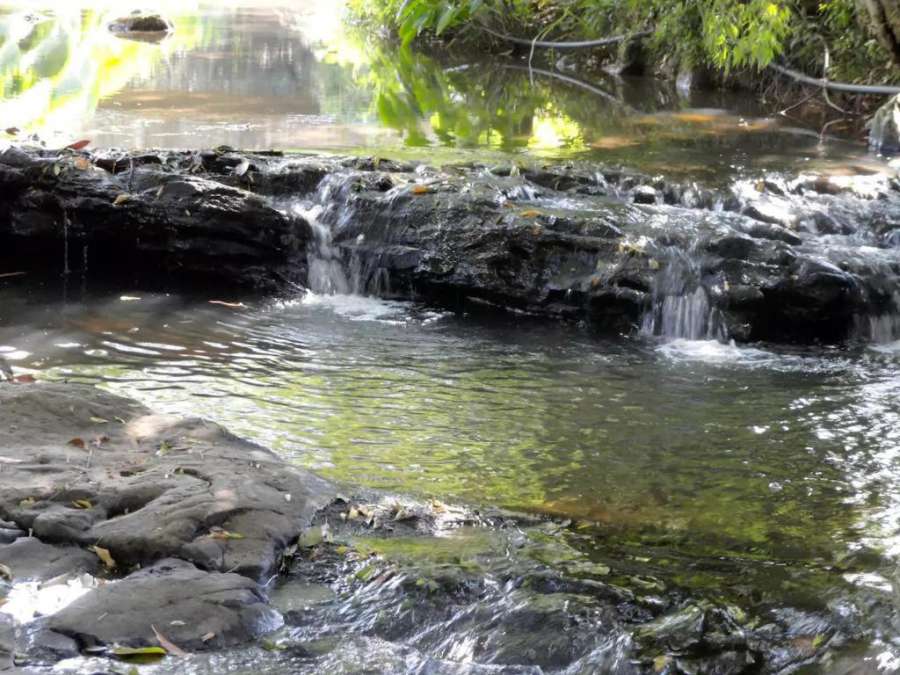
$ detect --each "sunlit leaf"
[90,545,117,569]
[110,646,167,662]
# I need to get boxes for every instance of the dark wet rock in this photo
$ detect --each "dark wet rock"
[0,147,312,292]
[16,626,79,665]
[3,146,900,343]
[870,94,900,154]
[0,538,98,582]
[633,185,658,205]
[109,12,172,36]
[0,522,23,546]
[46,559,281,651]
[0,383,335,581]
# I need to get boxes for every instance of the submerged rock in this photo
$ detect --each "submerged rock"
[109,13,173,42]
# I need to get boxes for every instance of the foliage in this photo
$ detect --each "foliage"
[347,0,900,84]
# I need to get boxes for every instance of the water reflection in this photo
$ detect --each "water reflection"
[6,282,900,663]
[0,1,881,176]
[0,286,895,567]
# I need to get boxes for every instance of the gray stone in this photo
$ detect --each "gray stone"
[0,539,98,582]
[0,385,335,582]
[47,559,282,650]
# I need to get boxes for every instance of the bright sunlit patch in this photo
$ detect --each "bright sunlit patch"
[0,575,98,624]
[527,111,585,151]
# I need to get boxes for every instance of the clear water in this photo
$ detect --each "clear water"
[3,283,900,669]
[3,0,900,671]
[0,0,890,180]
[1,285,899,565]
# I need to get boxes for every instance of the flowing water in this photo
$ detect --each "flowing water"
[4,1,900,673]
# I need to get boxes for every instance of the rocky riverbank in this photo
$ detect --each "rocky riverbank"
[0,382,334,668]
[2,144,899,344]
[2,382,895,674]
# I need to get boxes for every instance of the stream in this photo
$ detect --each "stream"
[3,1,900,673]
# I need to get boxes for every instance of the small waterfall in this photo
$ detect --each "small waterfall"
[861,294,900,344]
[298,204,350,295]
[294,173,397,298]
[868,315,900,343]
[641,250,726,341]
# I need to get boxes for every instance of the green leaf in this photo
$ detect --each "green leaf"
[110,646,168,662]
[435,6,458,35]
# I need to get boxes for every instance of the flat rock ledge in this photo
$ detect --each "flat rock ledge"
[0,382,335,667]
[2,145,900,343]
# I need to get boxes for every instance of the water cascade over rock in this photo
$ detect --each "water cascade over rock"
[640,248,727,341]
[3,147,900,345]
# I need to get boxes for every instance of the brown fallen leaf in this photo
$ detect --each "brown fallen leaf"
[411,184,431,195]
[65,139,91,151]
[72,499,92,509]
[208,300,246,309]
[152,624,188,657]
[520,210,541,218]
[74,157,92,171]
[3,127,19,136]
[90,545,117,570]
[92,435,110,448]
[208,529,245,541]
[201,632,215,643]
[12,374,36,384]
[113,194,131,206]
[68,438,86,449]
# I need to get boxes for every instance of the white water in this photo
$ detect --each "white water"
[295,203,351,296]
[656,338,775,365]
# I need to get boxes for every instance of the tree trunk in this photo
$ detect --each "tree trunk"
[858,0,900,65]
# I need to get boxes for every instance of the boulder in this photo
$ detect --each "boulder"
[109,13,173,42]
[46,559,282,650]
[0,539,98,582]
[0,384,335,581]
[0,147,312,291]
[2,147,900,344]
